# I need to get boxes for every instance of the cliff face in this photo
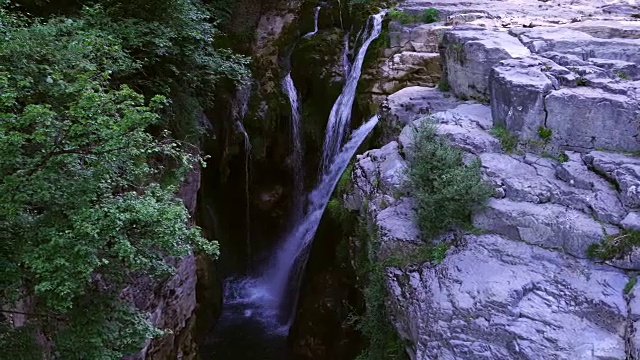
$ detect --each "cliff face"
[124,165,221,360]
[344,1,640,359]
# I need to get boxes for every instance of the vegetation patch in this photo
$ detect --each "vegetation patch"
[353,218,405,360]
[0,0,246,357]
[437,78,451,92]
[625,275,637,295]
[587,230,640,261]
[407,121,492,239]
[387,7,439,24]
[490,125,519,153]
[537,126,553,142]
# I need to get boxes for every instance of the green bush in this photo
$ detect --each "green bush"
[421,8,439,23]
[409,121,492,238]
[387,8,415,24]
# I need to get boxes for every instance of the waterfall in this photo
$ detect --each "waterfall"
[321,11,386,172]
[218,10,385,335]
[236,121,252,264]
[282,74,304,220]
[302,6,321,39]
[267,115,379,327]
[222,115,379,332]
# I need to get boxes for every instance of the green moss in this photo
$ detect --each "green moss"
[490,125,518,153]
[618,72,630,80]
[383,242,449,268]
[625,275,637,295]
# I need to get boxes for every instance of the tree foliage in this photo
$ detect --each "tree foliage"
[0,0,246,357]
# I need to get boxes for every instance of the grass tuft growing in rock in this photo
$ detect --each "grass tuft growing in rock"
[537,126,553,142]
[586,230,640,261]
[409,121,493,238]
[490,124,518,153]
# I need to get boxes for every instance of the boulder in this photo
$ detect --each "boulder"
[386,234,630,360]
[383,86,464,126]
[489,56,555,138]
[442,27,530,100]
[545,87,640,152]
[372,52,441,95]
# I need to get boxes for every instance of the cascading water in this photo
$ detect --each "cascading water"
[320,11,386,172]
[213,11,386,349]
[342,32,352,76]
[302,6,321,39]
[267,115,379,327]
[235,121,252,264]
[282,74,305,220]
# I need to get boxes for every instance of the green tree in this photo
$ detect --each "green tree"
[0,2,228,358]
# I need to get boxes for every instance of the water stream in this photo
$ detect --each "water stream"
[282,74,305,220]
[302,6,321,39]
[320,11,386,172]
[235,121,252,265]
[209,10,386,357]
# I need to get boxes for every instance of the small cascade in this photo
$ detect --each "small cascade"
[342,32,352,76]
[302,6,321,39]
[235,121,252,265]
[321,11,386,172]
[214,10,386,342]
[282,74,305,219]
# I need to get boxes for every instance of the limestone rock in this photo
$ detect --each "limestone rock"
[372,52,441,95]
[489,56,554,138]
[622,212,640,231]
[384,86,464,125]
[386,234,629,360]
[563,20,640,39]
[511,27,640,63]
[545,87,640,152]
[473,198,609,257]
[442,27,530,100]
[584,151,640,208]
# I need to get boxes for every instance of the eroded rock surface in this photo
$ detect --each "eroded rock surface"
[348,2,640,357]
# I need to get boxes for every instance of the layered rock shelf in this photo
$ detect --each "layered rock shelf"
[348,0,640,359]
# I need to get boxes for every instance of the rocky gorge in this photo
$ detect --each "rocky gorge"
[87,0,640,359]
